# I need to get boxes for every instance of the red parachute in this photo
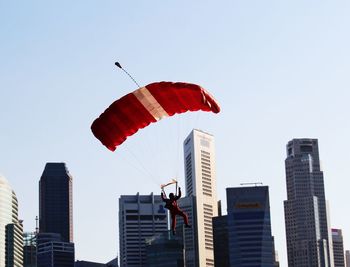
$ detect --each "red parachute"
[91,81,220,151]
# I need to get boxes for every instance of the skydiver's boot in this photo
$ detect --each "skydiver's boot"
[185,224,192,228]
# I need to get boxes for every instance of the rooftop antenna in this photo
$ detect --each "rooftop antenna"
[240,182,263,187]
[115,62,141,88]
[35,215,39,234]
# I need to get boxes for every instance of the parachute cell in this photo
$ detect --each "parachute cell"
[91,81,220,151]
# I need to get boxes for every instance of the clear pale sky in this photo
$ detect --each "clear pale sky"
[1,1,350,265]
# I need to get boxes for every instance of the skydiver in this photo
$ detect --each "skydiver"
[161,187,191,235]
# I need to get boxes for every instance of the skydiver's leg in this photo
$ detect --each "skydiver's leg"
[178,210,190,227]
[171,213,177,235]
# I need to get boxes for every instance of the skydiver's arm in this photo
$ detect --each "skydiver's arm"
[161,192,167,201]
[175,187,181,200]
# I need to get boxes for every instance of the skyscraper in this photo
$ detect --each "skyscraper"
[332,229,345,267]
[179,129,218,267]
[0,175,23,267]
[39,162,73,242]
[213,186,275,267]
[284,139,333,267]
[119,193,168,267]
[38,162,74,267]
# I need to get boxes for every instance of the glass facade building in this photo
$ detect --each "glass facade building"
[38,163,75,267]
[36,236,74,267]
[213,186,274,267]
[39,162,73,242]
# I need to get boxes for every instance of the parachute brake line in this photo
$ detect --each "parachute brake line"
[115,62,141,88]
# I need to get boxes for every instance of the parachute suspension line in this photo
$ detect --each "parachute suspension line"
[124,147,162,186]
[174,117,182,179]
[115,62,141,88]
[118,150,159,186]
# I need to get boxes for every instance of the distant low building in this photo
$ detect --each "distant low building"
[332,229,345,267]
[23,232,36,267]
[145,230,184,267]
[345,250,350,267]
[75,262,105,267]
[37,233,74,267]
[75,258,118,267]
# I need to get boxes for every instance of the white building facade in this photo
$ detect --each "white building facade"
[180,129,218,267]
[119,193,168,267]
[0,175,23,267]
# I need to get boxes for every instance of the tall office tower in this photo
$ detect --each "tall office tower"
[38,163,74,267]
[0,176,23,267]
[332,229,345,267]
[119,193,168,267]
[39,162,73,242]
[345,251,350,267]
[181,129,218,267]
[213,186,274,267]
[23,232,36,267]
[284,139,333,267]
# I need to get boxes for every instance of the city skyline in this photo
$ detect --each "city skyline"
[1,136,349,266]
[1,1,350,266]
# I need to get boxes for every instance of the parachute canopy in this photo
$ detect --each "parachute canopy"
[91,81,220,151]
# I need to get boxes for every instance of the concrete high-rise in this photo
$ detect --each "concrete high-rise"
[284,139,333,267]
[178,129,218,267]
[213,186,275,267]
[38,163,74,267]
[119,193,168,267]
[0,175,23,267]
[332,229,345,267]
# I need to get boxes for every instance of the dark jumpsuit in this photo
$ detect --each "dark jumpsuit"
[161,188,189,231]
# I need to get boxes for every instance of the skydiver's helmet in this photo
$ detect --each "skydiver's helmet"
[169,193,175,200]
